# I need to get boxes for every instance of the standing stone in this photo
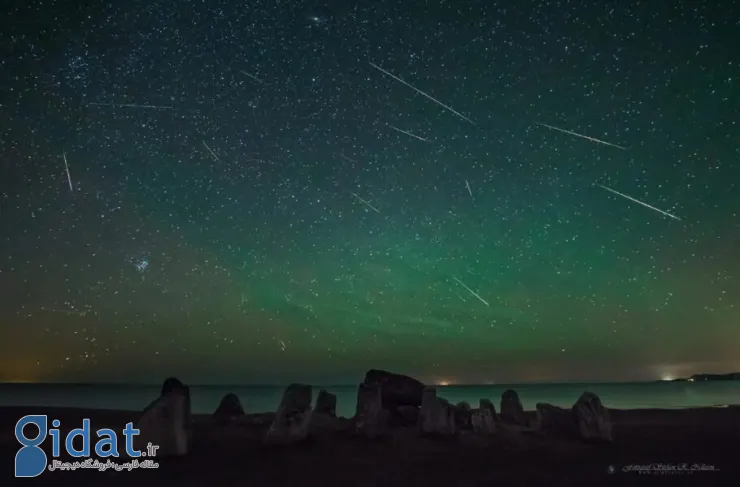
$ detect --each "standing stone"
[161,377,187,396]
[536,403,575,436]
[572,392,612,442]
[161,377,191,427]
[213,393,245,420]
[314,389,337,417]
[454,401,473,430]
[480,398,497,417]
[265,384,313,445]
[471,408,496,434]
[500,389,527,426]
[354,382,388,438]
[310,390,343,434]
[134,389,190,456]
[363,369,425,408]
[419,388,456,436]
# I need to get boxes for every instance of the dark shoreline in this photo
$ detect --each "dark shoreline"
[3,405,739,485]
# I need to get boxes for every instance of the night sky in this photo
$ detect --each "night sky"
[1,0,739,385]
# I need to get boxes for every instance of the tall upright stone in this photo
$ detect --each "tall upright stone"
[265,384,313,445]
[500,389,527,426]
[314,389,337,417]
[419,388,456,436]
[454,401,473,430]
[134,377,192,456]
[471,408,496,434]
[480,398,496,416]
[161,376,192,428]
[354,382,388,438]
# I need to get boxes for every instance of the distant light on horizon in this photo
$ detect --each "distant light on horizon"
[661,374,675,381]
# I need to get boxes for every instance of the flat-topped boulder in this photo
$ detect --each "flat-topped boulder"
[213,393,245,420]
[264,384,313,445]
[134,380,191,456]
[363,369,425,409]
[354,382,388,438]
[500,389,527,426]
[314,389,337,417]
[573,392,612,442]
[419,388,456,436]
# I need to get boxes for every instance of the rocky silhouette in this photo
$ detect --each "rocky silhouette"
[479,398,497,417]
[471,407,496,434]
[213,392,245,420]
[161,377,187,395]
[419,388,456,436]
[536,403,576,436]
[264,384,313,445]
[453,401,473,430]
[363,369,425,409]
[125,370,629,458]
[573,391,613,442]
[134,377,192,456]
[354,382,388,438]
[314,389,337,417]
[4,368,737,487]
[500,389,527,426]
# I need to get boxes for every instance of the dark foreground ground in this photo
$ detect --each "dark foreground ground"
[2,405,738,486]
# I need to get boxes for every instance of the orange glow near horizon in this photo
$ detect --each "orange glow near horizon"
[0,355,46,384]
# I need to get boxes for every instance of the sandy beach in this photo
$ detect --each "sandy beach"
[2,404,738,486]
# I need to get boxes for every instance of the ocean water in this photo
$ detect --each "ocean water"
[1,381,739,418]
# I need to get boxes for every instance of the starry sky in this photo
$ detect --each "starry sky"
[1,0,739,385]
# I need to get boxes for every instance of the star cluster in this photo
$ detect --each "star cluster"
[1,0,739,385]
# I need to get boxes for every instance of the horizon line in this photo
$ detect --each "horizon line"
[0,378,695,387]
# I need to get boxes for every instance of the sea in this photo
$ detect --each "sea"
[1,381,739,418]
